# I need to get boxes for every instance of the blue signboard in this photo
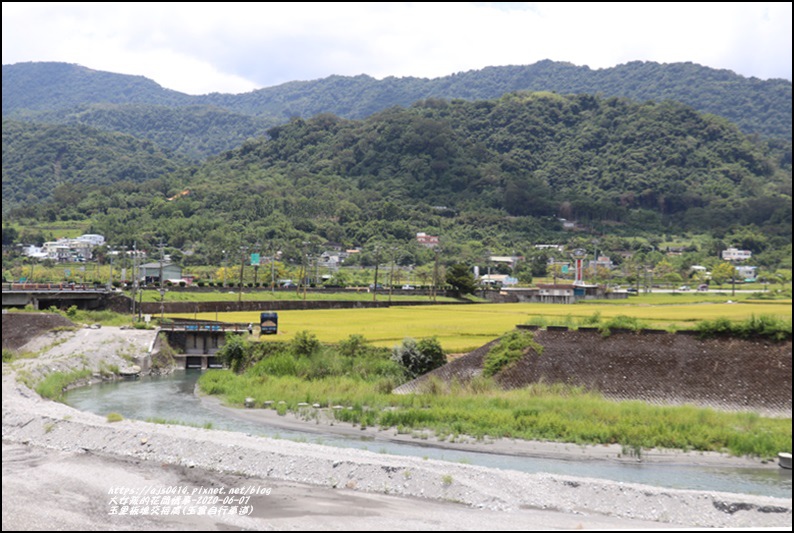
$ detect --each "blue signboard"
[250,253,260,266]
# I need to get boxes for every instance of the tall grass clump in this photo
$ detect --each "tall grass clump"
[483,330,542,377]
[35,368,92,401]
[696,314,791,341]
[598,315,645,337]
[581,311,602,326]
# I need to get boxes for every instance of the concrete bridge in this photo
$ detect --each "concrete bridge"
[2,283,115,310]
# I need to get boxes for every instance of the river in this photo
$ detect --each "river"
[64,370,791,499]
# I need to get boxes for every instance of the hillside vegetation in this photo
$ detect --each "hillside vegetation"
[4,93,790,261]
[3,60,791,163]
[2,119,185,214]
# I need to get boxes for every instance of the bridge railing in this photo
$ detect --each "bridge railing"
[160,321,248,332]
[4,282,93,291]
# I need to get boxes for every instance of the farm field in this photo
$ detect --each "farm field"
[170,297,792,352]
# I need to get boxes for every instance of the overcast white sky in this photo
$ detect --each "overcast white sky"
[2,2,791,95]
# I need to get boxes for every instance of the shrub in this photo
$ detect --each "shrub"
[106,412,124,423]
[391,337,446,379]
[217,332,251,372]
[337,334,369,357]
[291,330,321,357]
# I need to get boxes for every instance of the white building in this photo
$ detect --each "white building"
[722,248,752,261]
[76,234,105,247]
[736,265,758,281]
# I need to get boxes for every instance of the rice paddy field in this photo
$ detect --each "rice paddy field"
[170,295,792,352]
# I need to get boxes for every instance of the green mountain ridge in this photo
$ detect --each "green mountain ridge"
[5,93,789,263]
[3,60,791,165]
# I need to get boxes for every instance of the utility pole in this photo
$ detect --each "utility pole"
[159,241,165,321]
[238,245,248,304]
[388,246,397,305]
[107,249,114,291]
[270,242,277,293]
[131,242,137,318]
[252,242,260,288]
[300,241,309,300]
[432,247,440,303]
[373,246,380,302]
[222,249,227,288]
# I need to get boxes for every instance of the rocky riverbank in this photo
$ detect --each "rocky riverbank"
[2,321,792,529]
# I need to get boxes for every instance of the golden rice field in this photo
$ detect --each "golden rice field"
[170,298,792,352]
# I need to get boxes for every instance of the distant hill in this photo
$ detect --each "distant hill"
[1,62,190,112]
[24,103,276,161]
[2,119,185,215]
[10,93,787,252]
[3,61,791,162]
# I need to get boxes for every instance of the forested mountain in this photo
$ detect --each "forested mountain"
[2,62,190,112]
[24,104,275,161]
[2,119,185,214]
[213,61,792,141]
[3,61,791,162]
[7,93,789,261]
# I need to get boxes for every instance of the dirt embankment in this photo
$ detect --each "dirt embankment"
[397,328,792,416]
[2,312,76,351]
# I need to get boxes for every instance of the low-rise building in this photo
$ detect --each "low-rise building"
[416,232,440,248]
[139,262,182,283]
[722,248,752,261]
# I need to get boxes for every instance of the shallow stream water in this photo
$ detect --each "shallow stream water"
[64,370,791,499]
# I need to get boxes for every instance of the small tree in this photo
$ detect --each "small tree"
[391,337,446,378]
[711,262,737,287]
[290,330,321,357]
[217,332,250,373]
[445,263,478,294]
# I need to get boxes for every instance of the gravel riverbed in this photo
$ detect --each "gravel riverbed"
[2,324,791,529]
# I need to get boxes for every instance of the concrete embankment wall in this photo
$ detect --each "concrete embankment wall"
[108,297,468,315]
[397,328,792,416]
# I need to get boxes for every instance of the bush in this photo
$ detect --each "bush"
[337,334,369,358]
[391,337,446,379]
[217,332,251,372]
[291,330,321,357]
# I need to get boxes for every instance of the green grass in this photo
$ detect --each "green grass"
[199,370,791,458]
[173,300,792,352]
[483,330,542,377]
[145,417,213,429]
[35,368,92,401]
